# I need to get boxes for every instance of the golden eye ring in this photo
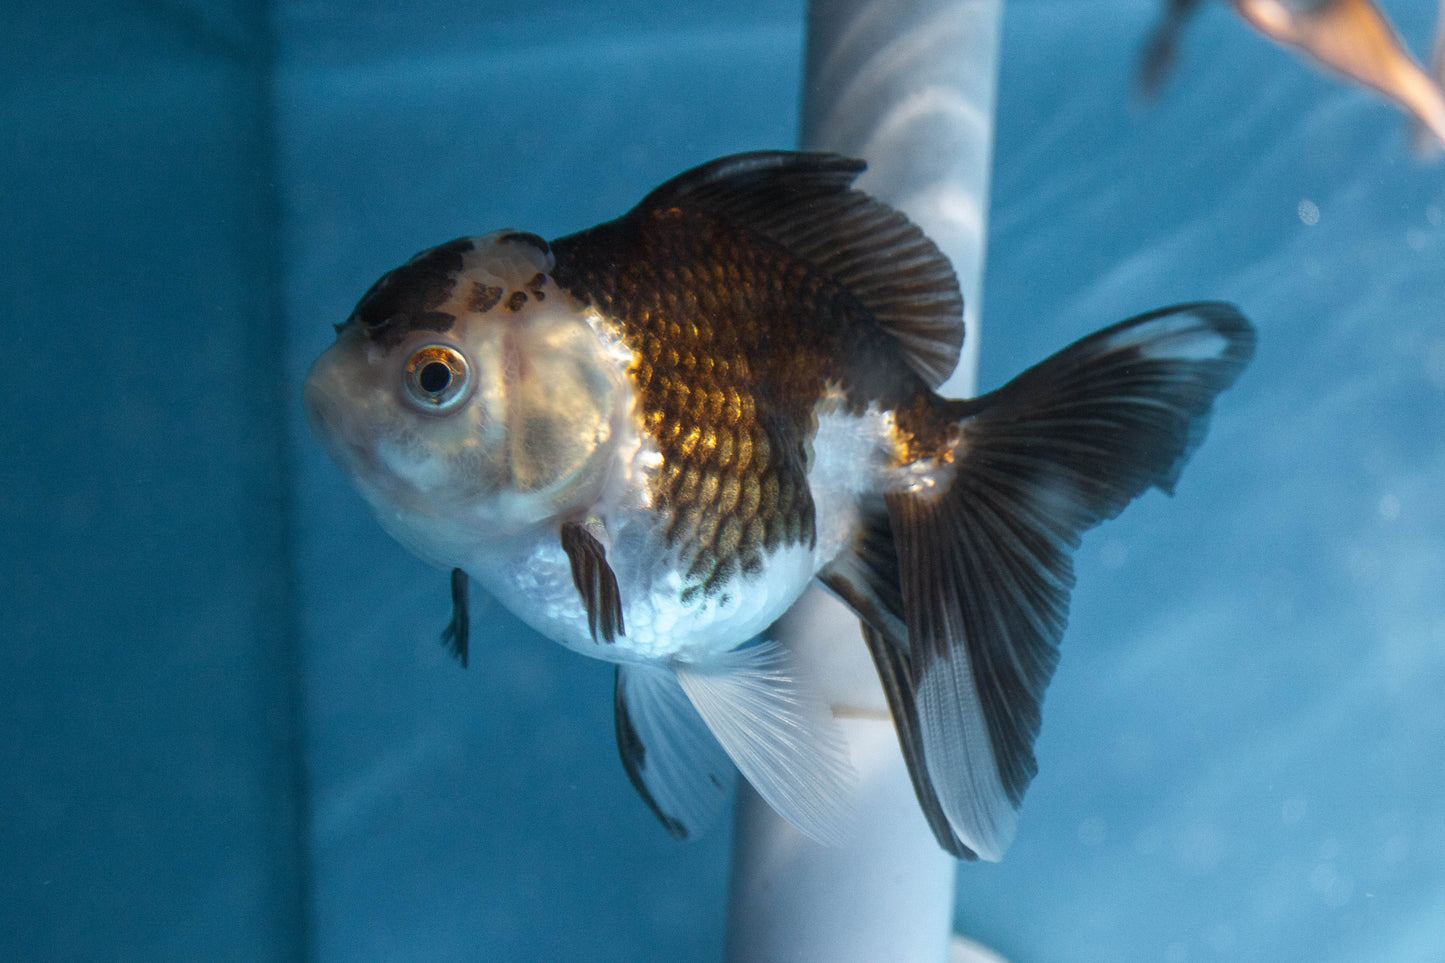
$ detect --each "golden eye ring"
[402,344,473,413]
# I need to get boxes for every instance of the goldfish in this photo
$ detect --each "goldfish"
[304,152,1255,860]
[1415,0,1445,154]
[1141,0,1445,151]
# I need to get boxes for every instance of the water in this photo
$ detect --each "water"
[3,1,1443,960]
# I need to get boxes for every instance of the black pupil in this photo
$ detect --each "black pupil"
[419,360,453,395]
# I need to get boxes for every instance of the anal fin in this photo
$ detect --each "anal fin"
[614,663,734,840]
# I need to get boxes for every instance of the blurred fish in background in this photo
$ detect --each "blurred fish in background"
[1140,0,1445,153]
[1413,0,1445,152]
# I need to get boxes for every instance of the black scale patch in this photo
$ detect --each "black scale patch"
[550,208,926,600]
[344,237,473,349]
[468,282,502,313]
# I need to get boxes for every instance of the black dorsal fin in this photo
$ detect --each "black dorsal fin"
[634,152,965,388]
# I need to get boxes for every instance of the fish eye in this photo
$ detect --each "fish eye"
[402,344,473,413]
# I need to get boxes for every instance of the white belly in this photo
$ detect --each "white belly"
[466,404,891,667]
[468,513,830,665]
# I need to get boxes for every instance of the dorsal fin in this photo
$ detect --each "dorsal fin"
[634,152,965,388]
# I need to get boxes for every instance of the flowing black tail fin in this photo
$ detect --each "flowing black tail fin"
[823,302,1255,860]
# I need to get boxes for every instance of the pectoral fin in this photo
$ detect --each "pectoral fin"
[440,567,470,667]
[614,663,734,840]
[560,520,625,643]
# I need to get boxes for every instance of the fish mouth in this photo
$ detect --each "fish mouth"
[303,380,375,477]
[303,358,377,476]
[302,356,446,519]
[301,364,342,446]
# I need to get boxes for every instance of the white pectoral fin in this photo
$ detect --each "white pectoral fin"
[615,663,735,841]
[674,641,857,847]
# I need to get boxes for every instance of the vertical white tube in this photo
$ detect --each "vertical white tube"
[801,0,998,400]
[724,2,1002,962]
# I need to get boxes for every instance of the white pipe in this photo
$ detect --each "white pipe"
[724,2,1002,961]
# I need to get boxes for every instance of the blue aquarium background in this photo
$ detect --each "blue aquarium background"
[4,0,1443,960]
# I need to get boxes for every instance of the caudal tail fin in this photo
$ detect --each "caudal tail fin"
[822,302,1256,860]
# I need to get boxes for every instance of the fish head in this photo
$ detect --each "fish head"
[304,231,627,561]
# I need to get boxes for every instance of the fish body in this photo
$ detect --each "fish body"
[305,152,1255,860]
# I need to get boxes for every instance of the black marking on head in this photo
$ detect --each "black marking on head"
[499,232,551,257]
[468,282,503,313]
[526,272,547,301]
[345,237,473,349]
[506,290,528,312]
